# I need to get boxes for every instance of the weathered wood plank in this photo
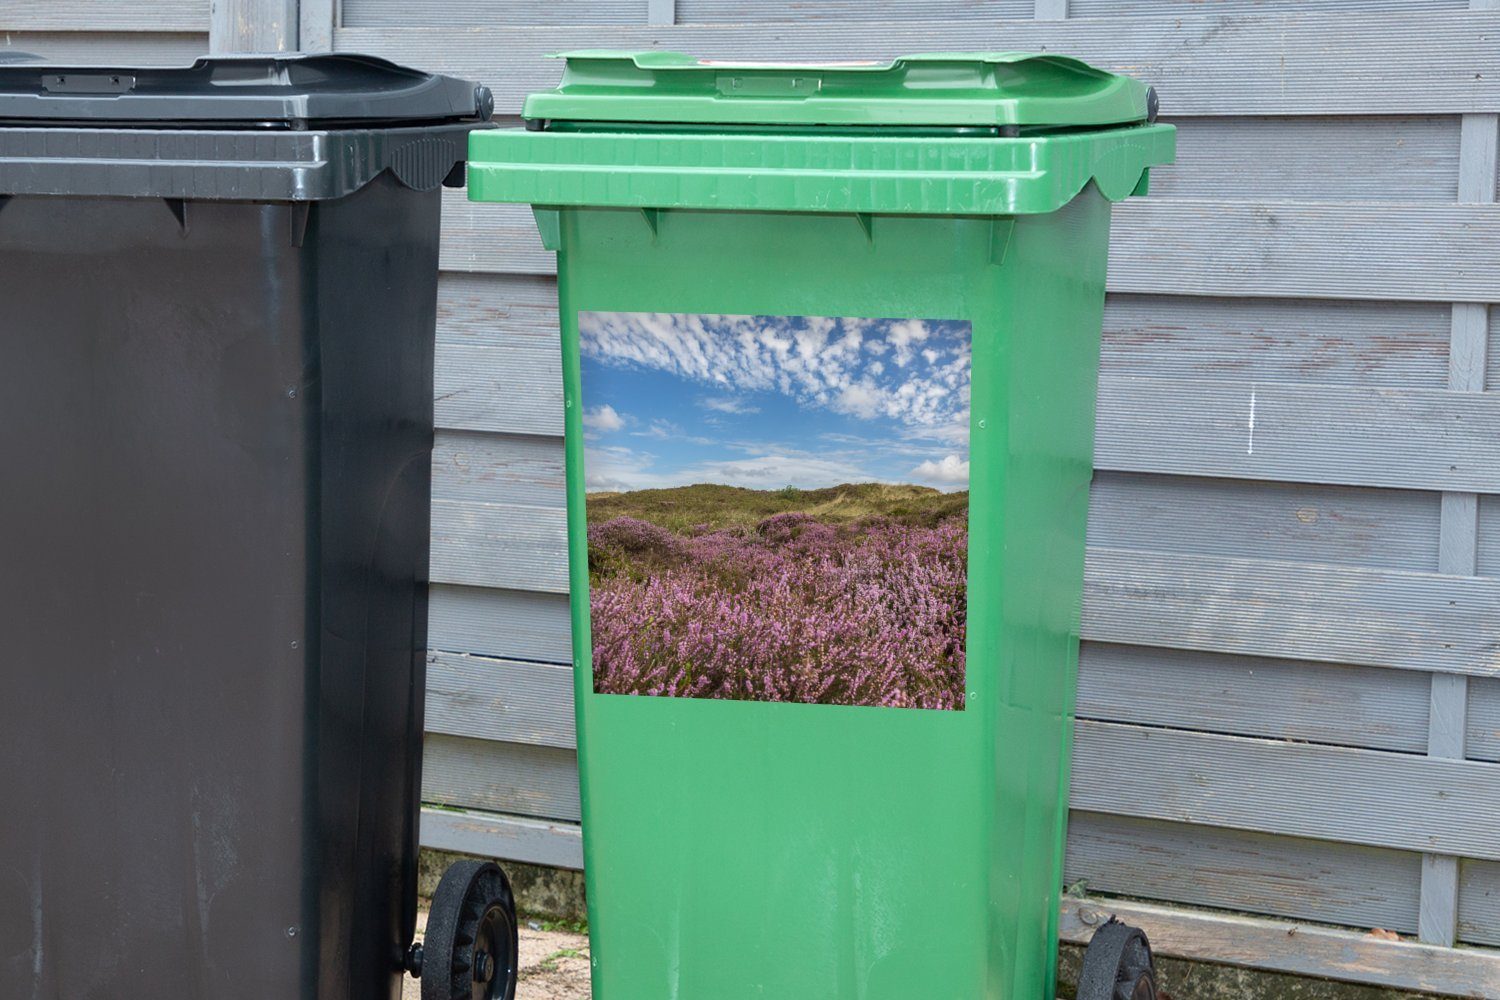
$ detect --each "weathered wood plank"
[422,732,580,822]
[434,430,566,509]
[1459,859,1500,947]
[436,343,563,437]
[437,195,1500,306]
[426,652,575,749]
[430,497,569,593]
[2,2,208,32]
[1093,377,1500,494]
[341,0,645,27]
[1151,115,1461,203]
[1059,896,1500,998]
[335,12,1500,116]
[0,32,207,65]
[1072,720,1500,861]
[1479,495,1500,577]
[437,271,559,348]
[1078,643,1428,753]
[679,0,1032,22]
[1070,0,1465,15]
[429,583,573,664]
[420,807,583,870]
[428,503,1500,678]
[1083,546,1500,678]
[210,0,297,53]
[1102,294,1452,388]
[1066,811,1421,934]
[1089,471,1440,572]
[1468,677,1500,763]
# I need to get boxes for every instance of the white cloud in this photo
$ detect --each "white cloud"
[580,311,970,436]
[912,454,970,489]
[699,396,760,415]
[582,404,625,433]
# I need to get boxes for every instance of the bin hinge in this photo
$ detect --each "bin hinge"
[289,202,312,248]
[163,198,189,236]
[640,207,661,242]
[990,218,1015,266]
[532,206,562,252]
[854,212,874,244]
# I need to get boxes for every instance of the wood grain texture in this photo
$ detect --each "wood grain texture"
[209,0,297,52]
[3,1,208,32]
[0,32,207,65]
[1093,377,1500,493]
[426,652,575,748]
[429,583,573,664]
[1077,643,1429,753]
[423,732,580,822]
[1066,811,1421,934]
[1059,896,1500,998]
[420,807,583,870]
[1468,677,1500,763]
[334,12,1500,116]
[1459,859,1500,947]
[1071,720,1500,861]
[435,195,1500,306]
[678,0,1031,22]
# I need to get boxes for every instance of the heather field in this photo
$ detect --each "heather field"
[586,483,968,710]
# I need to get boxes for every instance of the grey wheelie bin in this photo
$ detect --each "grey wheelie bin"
[0,54,518,1000]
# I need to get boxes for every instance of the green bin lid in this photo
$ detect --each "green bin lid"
[523,51,1154,129]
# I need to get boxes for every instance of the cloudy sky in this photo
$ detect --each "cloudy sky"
[579,312,971,493]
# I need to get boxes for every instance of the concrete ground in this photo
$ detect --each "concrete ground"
[402,907,592,1000]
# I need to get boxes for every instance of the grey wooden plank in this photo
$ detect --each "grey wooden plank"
[298,0,335,53]
[1034,0,1068,18]
[420,807,583,870]
[0,32,206,64]
[426,652,575,749]
[1059,896,1500,999]
[1489,309,1500,391]
[439,192,552,276]
[334,13,1500,116]
[1459,859,1500,947]
[1083,546,1500,678]
[1070,720,1500,861]
[1151,116,1461,203]
[433,280,1458,388]
[679,0,1031,22]
[2,2,208,32]
[437,271,559,349]
[1077,643,1429,753]
[1093,377,1500,494]
[436,342,562,437]
[1420,853,1461,946]
[1065,812,1422,934]
[423,733,581,822]
[1468,677,1500,763]
[210,0,296,52]
[438,196,1500,305]
[428,512,1500,677]
[1107,199,1500,304]
[647,0,675,26]
[1071,0,1464,13]
[430,497,569,593]
[429,583,573,664]
[433,430,566,509]
[341,0,644,26]
[1089,471,1440,572]
[1458,114,1500,204]
[1479,496,1500,577]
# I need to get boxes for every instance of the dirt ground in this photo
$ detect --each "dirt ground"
[401,908,592,1000]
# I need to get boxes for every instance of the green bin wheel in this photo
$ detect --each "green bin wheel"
[1077,918,1157,1000]
[421,860,518,1000]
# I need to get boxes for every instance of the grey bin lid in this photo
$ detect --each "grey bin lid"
[0,53,494,201]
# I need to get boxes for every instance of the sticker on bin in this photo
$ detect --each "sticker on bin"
[580,311,970,711]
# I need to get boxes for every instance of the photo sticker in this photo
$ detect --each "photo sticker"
[580,312,970,710]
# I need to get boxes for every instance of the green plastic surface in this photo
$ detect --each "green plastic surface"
[552,201,1108,1000]
[467,52,1172,1000]
[524,51,1153,128]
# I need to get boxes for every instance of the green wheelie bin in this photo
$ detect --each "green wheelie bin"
[468,52,1174,1000]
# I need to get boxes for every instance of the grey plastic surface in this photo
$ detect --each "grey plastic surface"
[0,53,492,201]
[0,53,490,127]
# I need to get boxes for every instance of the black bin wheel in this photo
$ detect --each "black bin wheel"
[1078,918,1157,1000]
[421,860,518,1000]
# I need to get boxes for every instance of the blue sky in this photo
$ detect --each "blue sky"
[579,312,971,493]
